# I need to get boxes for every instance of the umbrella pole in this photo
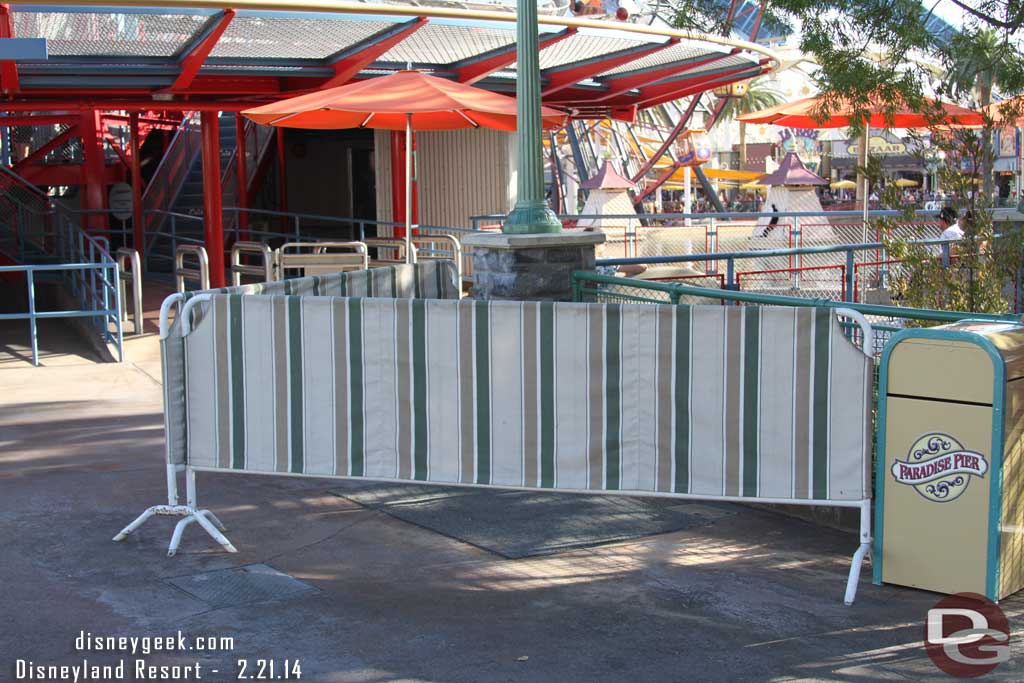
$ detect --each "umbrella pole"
[861,121,870,241]
[405,112,413,264]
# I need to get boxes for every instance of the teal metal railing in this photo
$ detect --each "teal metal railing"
[571,270,1020,356]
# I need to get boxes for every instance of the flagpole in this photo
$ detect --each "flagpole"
[405,112,413,263]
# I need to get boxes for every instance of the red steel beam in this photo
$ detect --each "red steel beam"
[452,27,577,84]
[0,114,75,126]
[235,114,249,240]
[630,63,766,108]
[0,100,255,112]
[634,161,680,203]
[541,38,679,97]
[637,65,770,109]
[81,110,108,233]
[200,111,226,288]
[11,126,77,174]
[166,9,236,92]
[0,4,18,93]
[323,16,428,89]
[129,112,144,256]
[636,68,770,110]
[103,133,130,169]
[593,49,742,102]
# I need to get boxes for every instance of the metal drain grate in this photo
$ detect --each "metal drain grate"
[167,564,317,608]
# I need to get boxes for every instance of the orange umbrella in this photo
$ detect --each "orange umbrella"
[738,95,982,231]
[985,95,1024,126]
[736,95,983,128]
[243,70,568,260]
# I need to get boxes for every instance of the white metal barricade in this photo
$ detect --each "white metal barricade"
[115,247,144,335]
[364,237,417,267]
[275,241,369,279]
[230,241,274,286]
[174,245,210,293]
[412,234,462,285]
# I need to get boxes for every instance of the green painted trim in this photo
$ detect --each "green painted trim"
[539,302,556,488]
[412,299,429,480]
[812,308,831,499]
[742,306,760,497]
[674,305,690,493]
[605,304,621,490]
[872,326,1013,599]
[348,298,364,477]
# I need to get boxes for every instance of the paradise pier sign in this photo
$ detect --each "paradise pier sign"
[890,433,989,503]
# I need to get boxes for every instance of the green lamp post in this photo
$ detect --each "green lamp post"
[503,0,562,234]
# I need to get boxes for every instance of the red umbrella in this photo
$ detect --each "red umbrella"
[245,71,567,260]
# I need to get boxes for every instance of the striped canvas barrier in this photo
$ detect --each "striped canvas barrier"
[120,261,874,604]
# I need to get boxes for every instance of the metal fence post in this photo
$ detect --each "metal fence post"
[845,249,855,303]
[26,268,38,366]
[726,257,736,293]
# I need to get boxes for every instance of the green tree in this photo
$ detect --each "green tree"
[671,1,1024,135]
[715,78,786,165]
[879,128,1024,316]
[942,26,1018,197]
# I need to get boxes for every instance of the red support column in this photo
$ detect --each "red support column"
[390,130,405,236]
[235,113,249,242]
[129,112,144,259]
[81,110,107,234]
[201,111,226,288]
[389,131,419,237]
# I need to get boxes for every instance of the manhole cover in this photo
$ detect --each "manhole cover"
[167,564,317,607]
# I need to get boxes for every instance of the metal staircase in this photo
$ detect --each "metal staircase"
[142,113,274,272]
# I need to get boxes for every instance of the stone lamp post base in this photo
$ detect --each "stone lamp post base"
[462,230,606,302]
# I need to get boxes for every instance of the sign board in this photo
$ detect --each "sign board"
[846,135,907,156]
[108,183,134,221]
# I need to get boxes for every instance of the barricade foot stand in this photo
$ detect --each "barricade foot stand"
[843,500,873,606]
[113,466,237,557]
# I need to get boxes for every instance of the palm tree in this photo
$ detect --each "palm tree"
[945,27,1016,198]
[716,78,786,165]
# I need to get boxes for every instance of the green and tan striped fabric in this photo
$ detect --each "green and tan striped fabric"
[163,262,460,465]
[182,261,460,301]
[179,298,872,501]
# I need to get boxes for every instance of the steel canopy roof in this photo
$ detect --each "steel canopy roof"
[1,1,778,118]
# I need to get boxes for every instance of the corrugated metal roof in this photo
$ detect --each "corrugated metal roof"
[3,4,773,118]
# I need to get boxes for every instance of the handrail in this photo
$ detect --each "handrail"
[364,237,417,265]
[0,260,122,366]
[412,234,462,282]
[571,270,1022,325]
[116,247,144,335]
[175,244,210,293]
[230,241,274,286]
[277,241,369,278]
[143,114,201,245]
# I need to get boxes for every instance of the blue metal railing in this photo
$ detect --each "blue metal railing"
[1,211,122,366]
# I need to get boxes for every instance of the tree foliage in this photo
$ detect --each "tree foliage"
[877,129,1024,316]
[672,0,1024,120]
